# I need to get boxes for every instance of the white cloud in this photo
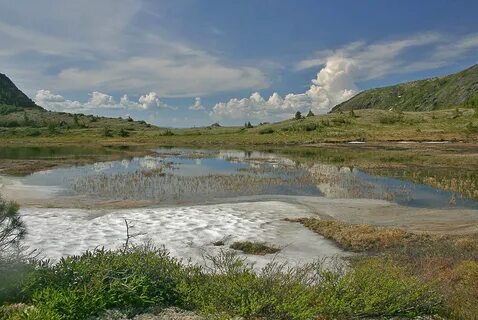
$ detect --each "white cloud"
[0,0,268,97]
[35,90,168,112]
[212,33,478,122]
[189,97,205,111]
[212,57,358,120]
[138,92,166,109]
[89,91,116,107]
[34,90,82,111]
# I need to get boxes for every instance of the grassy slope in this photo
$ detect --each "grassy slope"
[2,107,478,146]
[332,64,478,112]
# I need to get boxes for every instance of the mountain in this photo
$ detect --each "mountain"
[0,73,42,109]
[0,73,155,131]
[331,64,478,113]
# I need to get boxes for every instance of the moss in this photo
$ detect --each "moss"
[230,241,280,255]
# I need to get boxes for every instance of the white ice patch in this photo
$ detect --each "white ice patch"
[20,201,348,268]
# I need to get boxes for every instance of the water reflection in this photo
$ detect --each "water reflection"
[1,147,477,209]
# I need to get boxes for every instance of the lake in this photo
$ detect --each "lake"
[1,146,478,266]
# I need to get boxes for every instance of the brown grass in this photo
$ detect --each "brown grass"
[287,217,478,319]
[285,217,425,252]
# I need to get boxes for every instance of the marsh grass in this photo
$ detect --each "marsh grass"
[70,167,319,202]
[285,218,419,252]
[229,241,281,255]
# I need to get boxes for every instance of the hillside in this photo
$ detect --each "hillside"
[0,73,41,110]
[331,64,478,112]
[0,73,156,135]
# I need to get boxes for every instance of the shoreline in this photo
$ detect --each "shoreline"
[10,193,478,236]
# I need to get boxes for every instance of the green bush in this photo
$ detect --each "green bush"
[2,248,446,320]
[0,120,21,128]
[0,105,22,115]
[160,129,175,136]
[20,247,187,319]
[258,128,274,134]
[102,127,113,137]
[118,128,130,137]
[315,258,444,318]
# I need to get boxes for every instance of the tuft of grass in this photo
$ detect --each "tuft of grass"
[229,241,280,255]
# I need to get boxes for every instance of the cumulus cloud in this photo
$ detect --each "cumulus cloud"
[35,90,82,111]
[212,57,358,120]
[212,33,478,122]
[89,91,116,107]
[35,90,168,112]
[189,97,205,111]
[138,92,165,109]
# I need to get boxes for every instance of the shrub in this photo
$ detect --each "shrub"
[102,127,113,137]
[20,246,187,319]
[118,128,130,137]
[0,198,25,251]
[446,260,478,319]
[258,128,274,134]
[0,197,29,304]
[0,120,21,128]
[161,129,175,136]
[302,123,318,131]
[0,105,22,115]
[466,122,478,133]
[315,258,444,318]
[47,122,57,134]
[2,247,447,320]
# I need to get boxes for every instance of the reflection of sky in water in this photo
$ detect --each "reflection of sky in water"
[7,148,478,210]
[355,171,478,209]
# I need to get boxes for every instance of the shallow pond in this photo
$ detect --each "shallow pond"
[1,146,478,265]
[1,147,477,209]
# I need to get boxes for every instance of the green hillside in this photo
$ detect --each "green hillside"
[331,64,478,112]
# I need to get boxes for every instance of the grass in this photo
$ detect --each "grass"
[1,108,478,147]
[0,145,155,176]
[285,218,420,252]
[287,218,478,319]
[0,246,446,320]
[229,241,281,255]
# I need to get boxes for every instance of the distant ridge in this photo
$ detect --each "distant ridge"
[0,73,42,109]
[331,64,478,112]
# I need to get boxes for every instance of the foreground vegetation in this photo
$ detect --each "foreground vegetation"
[1,246,447,320]
[287,218,478,319]
[0,199,476,319]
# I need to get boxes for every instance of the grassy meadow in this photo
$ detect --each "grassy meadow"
[1,107,478,146]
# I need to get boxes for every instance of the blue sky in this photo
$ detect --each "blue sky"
[1,0,478,127]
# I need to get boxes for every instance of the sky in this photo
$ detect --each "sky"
[1,0,478,127]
